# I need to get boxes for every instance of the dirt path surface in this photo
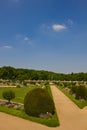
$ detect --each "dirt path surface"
[0,85,87,130]
[50,85,87,130]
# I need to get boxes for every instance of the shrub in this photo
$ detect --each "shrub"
[63,82,68,87]
[16,85,21,88]
[2,90,15,102]
[24,88,55,117]
[75,85,87,100]
[23,82,27,86]
[71,85,77,94]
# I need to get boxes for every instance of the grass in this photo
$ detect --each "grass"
[56,85,87,109]
[0,85,59,127]
[0,105,58,127]
[0,87,34,103]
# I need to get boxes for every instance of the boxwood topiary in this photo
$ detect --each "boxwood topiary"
[24,88,55,117]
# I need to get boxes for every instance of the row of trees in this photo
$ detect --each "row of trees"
[0,66,87,81]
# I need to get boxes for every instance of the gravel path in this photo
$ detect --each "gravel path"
[0,84,87,130]
[50,85,87,130]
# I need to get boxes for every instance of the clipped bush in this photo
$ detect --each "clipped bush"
[17,84,21,88]
[75,85,87,100]
[24,88,55,117]
[2,90,15,102]
[71,84,77,94]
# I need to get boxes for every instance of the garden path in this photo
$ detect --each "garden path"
[50,85,87,130]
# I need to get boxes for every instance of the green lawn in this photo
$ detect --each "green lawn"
[0,86,59,127]
[0,87,34,103]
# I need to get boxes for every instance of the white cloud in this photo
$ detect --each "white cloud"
[3,46,12,49]
[52,24,67,31]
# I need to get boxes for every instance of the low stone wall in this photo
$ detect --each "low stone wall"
[0,86,16,88]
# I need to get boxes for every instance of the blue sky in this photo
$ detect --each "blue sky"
[0,0,87,73]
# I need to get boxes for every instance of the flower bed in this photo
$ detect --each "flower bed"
[0,100,24,110]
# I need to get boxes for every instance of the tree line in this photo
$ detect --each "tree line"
[0,66,87,81]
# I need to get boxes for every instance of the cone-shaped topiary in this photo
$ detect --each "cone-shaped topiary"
[24,88,55,117]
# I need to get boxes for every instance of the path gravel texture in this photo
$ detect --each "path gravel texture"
[0,85,87,130]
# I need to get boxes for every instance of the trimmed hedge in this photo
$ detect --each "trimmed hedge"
[24,88,55,117]
[75,85,87,100]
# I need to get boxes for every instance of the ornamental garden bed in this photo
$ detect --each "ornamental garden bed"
[0,86,59,127]
[0,100,24,110]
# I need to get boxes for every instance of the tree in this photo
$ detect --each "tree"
[0,66,16,80]
[0,66,87,81]
[2,90,15,103]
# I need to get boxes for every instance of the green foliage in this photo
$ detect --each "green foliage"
[0,66,16,80]
[16,84,21,88]
[75,85,87,100]
[0,87,36,103]
[2,90,15,102]
[22,82,27,86]
[71,84,77,93]
[0,66,87,81]
[59,82,87,101]
[63,82,68,87]
[24,88,55,117]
